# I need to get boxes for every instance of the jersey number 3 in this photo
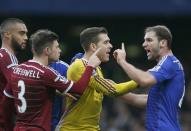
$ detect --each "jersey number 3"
[18,80,27,113]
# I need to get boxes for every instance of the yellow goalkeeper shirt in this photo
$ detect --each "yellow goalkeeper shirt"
[56,58,138,131]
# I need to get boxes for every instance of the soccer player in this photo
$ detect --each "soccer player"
[0,18,28,131]
[4,29,101,131]
[114,25,185,131]
[50,60,69,131]
[56,27,138,131]
[51,52,84,131]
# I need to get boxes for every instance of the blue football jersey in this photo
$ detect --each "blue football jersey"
[50,60,69,131]
[147,55,185,131]
[70,52,84,64]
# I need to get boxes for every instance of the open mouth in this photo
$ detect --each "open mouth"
[106,51,111,56]
[106,51,110,54]
[146,49,151,56]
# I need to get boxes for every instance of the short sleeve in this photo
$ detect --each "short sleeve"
[149,56,175,84]
[42,67,73,94]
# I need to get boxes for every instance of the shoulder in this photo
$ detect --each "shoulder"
[45,65,59,75]
[55,60,69,68]
[149,55,182,73]
[50,60,69,73]
[159,55,183,70]
[69,59,86,70]
[19,61,46,74]
[24,60,55,74]
[0,48,16,60]
[0,49,8,65]
[0,48,18,68]
[0,48,7,57]
[67,59,86,78]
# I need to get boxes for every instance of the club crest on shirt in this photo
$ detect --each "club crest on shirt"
[58,75,68,84]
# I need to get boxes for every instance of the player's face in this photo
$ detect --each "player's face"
[142,31,160,61]
[10,23,28,52]
[48,40,61,63]
[95,33,113,62]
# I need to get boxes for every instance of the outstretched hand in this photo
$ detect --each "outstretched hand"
[88,47,102,68]
[113,43,126,64]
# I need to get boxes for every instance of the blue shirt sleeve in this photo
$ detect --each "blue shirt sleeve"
[149,56,176,84]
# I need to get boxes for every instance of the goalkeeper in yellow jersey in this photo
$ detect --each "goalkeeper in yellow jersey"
[56,27,138,131]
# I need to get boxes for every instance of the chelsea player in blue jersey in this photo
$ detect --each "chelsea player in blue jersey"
[114,25,185,131]
[50,60,69,131]
[50,53,84,131]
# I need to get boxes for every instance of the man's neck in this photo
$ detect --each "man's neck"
[157,49,173,62]
[1,43,15,55]
[32,56,48,66]
[83,51,93,60]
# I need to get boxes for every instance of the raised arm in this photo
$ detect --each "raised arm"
[44,48,101,94]
[113,43,156,87]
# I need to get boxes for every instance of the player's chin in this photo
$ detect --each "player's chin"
[148,56,154,61]
[56,57,60,61]
[53,56,59,62]
[147,57,151,61]
[102,57,109,62]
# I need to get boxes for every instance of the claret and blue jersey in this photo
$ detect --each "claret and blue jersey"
[147,55,185,131]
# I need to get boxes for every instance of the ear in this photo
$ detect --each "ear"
[3,32,11,39]
[90,43,97,51]
[159,39,167,48]
[43,47,50,56]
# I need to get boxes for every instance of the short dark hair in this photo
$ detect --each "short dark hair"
[30,29,59,56]
[80,27,108,51]
[0,18,25,38]
[145,25,172,49]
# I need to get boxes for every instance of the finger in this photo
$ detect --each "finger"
[113,50,117,56]
[113,49,120,55]
[113,51,118,59]
[121,42,125,51]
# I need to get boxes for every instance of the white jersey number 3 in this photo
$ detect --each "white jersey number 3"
[18,80,27,113]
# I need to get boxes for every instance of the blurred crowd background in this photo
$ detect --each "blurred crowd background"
[0,0,191,130]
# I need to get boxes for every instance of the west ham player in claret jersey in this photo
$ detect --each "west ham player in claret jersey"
[0,18,28,131]
[4,29,101,131]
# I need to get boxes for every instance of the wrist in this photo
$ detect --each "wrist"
[118,59,126,65]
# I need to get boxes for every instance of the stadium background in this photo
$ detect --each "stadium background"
[0,0,191,130]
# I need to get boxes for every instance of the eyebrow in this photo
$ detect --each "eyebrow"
[18,30,27,34]
[104,39,110,42]
[145,37,153,41]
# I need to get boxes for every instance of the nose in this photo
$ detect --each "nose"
[59,47,61,53]
[24,34,28,41]
[142,41,147,48]
[109,42,113,49]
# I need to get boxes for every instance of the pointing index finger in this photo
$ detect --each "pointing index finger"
[121,42,125,51]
